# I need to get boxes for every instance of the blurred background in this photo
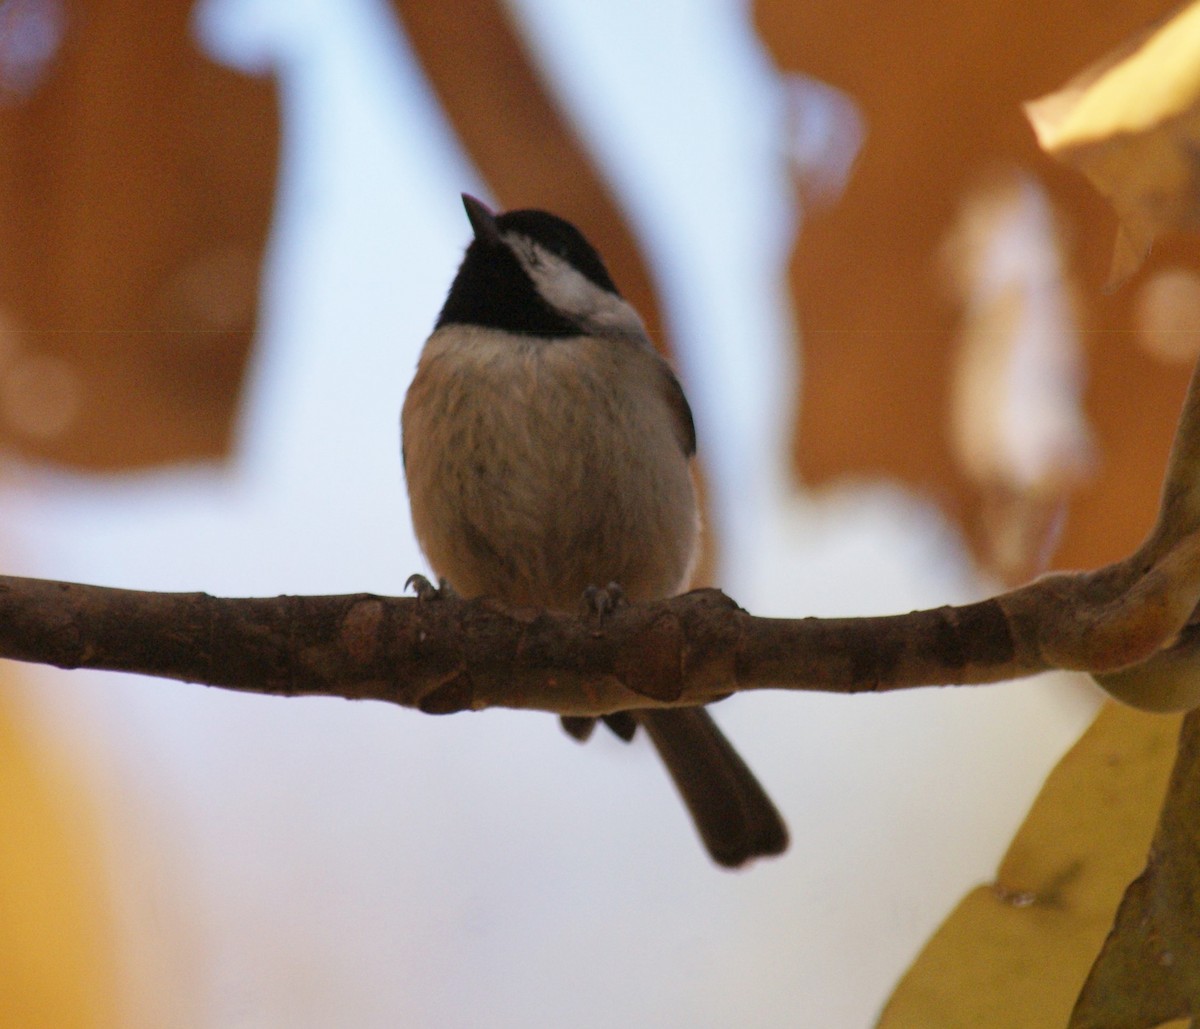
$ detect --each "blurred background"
[0,0,1189,1025]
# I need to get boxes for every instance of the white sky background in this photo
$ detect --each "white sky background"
[5,0,1100,1025]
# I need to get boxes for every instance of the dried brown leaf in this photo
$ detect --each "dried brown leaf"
[757,0,1190,575]
[0,2,278,468]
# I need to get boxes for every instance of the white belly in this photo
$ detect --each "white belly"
[401,326,699,610]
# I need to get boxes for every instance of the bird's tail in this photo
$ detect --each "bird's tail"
[637,707,788,868]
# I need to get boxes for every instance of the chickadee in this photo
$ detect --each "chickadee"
[401,194,787,867]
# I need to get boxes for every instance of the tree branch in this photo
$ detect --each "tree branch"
[6,350,1200,715]
[0,576,1038,715]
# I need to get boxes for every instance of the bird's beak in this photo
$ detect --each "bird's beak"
[462,193,500,245]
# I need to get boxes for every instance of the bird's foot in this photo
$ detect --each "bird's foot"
[581,581,624,621]
[563,584,637,745]
[405,574,456,602]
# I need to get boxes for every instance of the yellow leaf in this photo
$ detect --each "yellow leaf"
[0,683,118,1027]
[1070,710,1200,1026]
[878,703,1179,1028]
[1026,2,1200,284]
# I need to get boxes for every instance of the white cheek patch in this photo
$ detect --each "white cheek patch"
[504,233,645,336]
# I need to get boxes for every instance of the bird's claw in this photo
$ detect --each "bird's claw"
[406,574,455,602]
[581,581,625,621]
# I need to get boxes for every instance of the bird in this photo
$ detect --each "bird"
[400,193,788,867]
